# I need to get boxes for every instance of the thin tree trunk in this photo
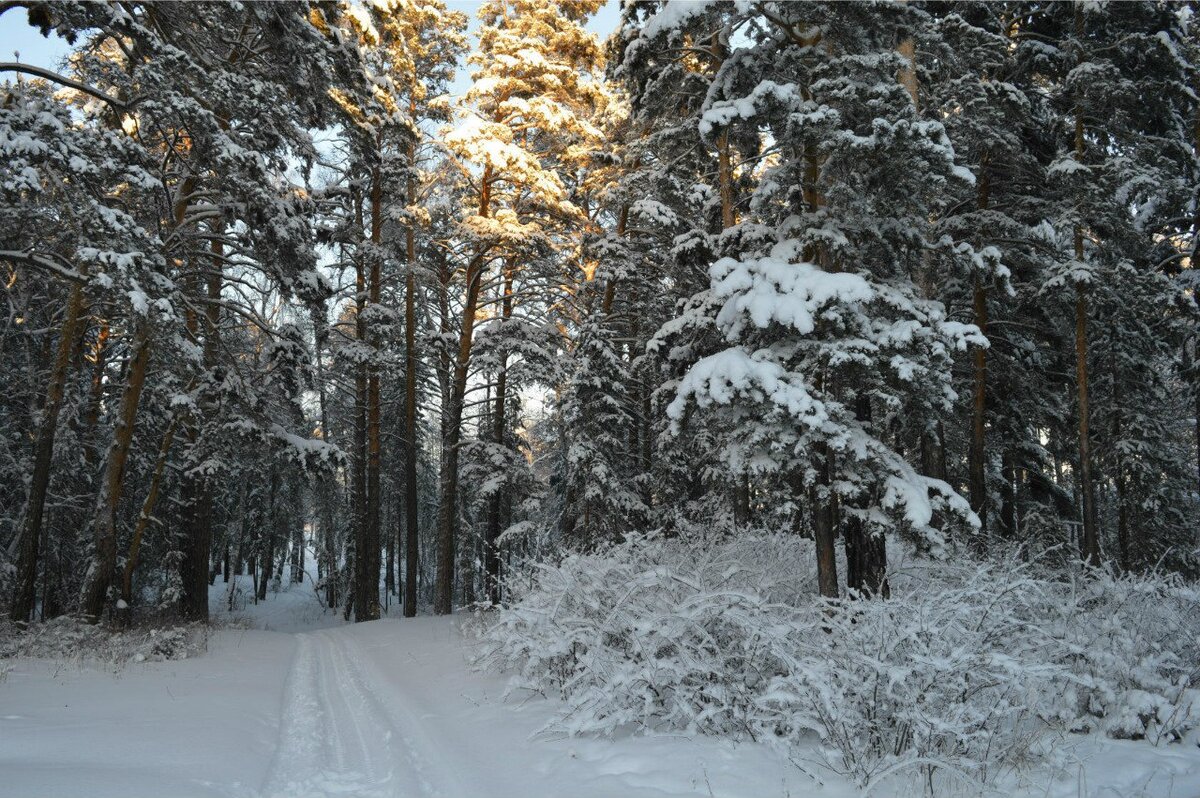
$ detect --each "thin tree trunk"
[10,274,87,625]
[1072,15,1100,565]
[312,307,339,608]
[969,160,991,539]
[350,197,369,618]
[258,470,277,602]
[358,161,383,622]
[403,149,420,618]
[999,449,1017,540]
[484,259,514,606]
[82,320,109,469]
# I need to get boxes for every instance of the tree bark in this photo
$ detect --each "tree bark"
[80,323,152,622]
[349,201,367,618]
[435,168,493,615]
[812,458,839,600]
[120,417,178,615]
[257,470,277,602]
[403,146,420,619]
[969,161,990,539]
[484,259,514,606]
[9,274,87,625]
[357,162,384,622]
[843,394,888,598]
[180,233,222,621]
[1072,13,1100,565]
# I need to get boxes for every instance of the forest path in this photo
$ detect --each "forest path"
[261,624,473,798]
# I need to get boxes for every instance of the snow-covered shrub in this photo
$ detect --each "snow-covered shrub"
[478,532,815,738]
[1039,568,1200,744]
[478,533,1200,791]
[764,563,1064,789]
[0,616,207,668]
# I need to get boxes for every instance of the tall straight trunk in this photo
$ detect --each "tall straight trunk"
[403,146,420,618]
[434,257,484,614]
[1072,14,1099,565]
[257,470,277,602]
[714,91,746,526]
[9,275,87,625]
[484,260,514,606]
[969,160,991,538]
[385,496,396,599]
[801,140,839,598]
[358,164,383,622]
[435,169,493,615]
[312,308,339,608]
[180,233,222,621]
[1193,79,1200,496]
[350,202,368,617]
[80,323,152,621]
[291,522,304,583]
[1114,395,1130,571]
[1076,285,1099,564]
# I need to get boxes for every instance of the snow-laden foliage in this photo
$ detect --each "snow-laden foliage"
[479,533,1200,789]
[0,616,206,667]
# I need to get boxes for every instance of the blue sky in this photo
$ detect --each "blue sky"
[0,1,624,95]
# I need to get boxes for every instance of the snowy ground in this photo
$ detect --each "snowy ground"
[1,572,1198,797]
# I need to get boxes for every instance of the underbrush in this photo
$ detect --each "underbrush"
[476,532,1200,793]
[0,615,209,669]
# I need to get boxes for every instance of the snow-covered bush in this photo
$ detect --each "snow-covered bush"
[477,533,1200,790]
[478,533,815,738]
[1040,569,1200,744]
[0,616,207,668]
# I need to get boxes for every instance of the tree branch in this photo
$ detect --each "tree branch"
[0,62,136,110]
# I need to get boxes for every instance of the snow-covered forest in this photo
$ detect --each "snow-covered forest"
[2,1,1200,796]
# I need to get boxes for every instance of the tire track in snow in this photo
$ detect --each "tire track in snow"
[259,628,445,798]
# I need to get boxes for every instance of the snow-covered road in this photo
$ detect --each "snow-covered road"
[263,628,471,798]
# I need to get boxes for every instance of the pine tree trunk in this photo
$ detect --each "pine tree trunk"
[1072,33,1100,564]
[844,394,887,598]
[403,160,420,618]
[812,459,839,600]
[257,471,277,602]
[969,160,991,540]
[312,308,339,609]
[82,320,109,469]
[435,169,493,615]
[356,165,384,622]
[80,323,152,622]
[180,234,222,622]
[351,202,369,618]
[484,260,514,606]
[999,450,1017,540]
[385,507,396,599]
[120,417,178,614]
[10,274,87,625]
